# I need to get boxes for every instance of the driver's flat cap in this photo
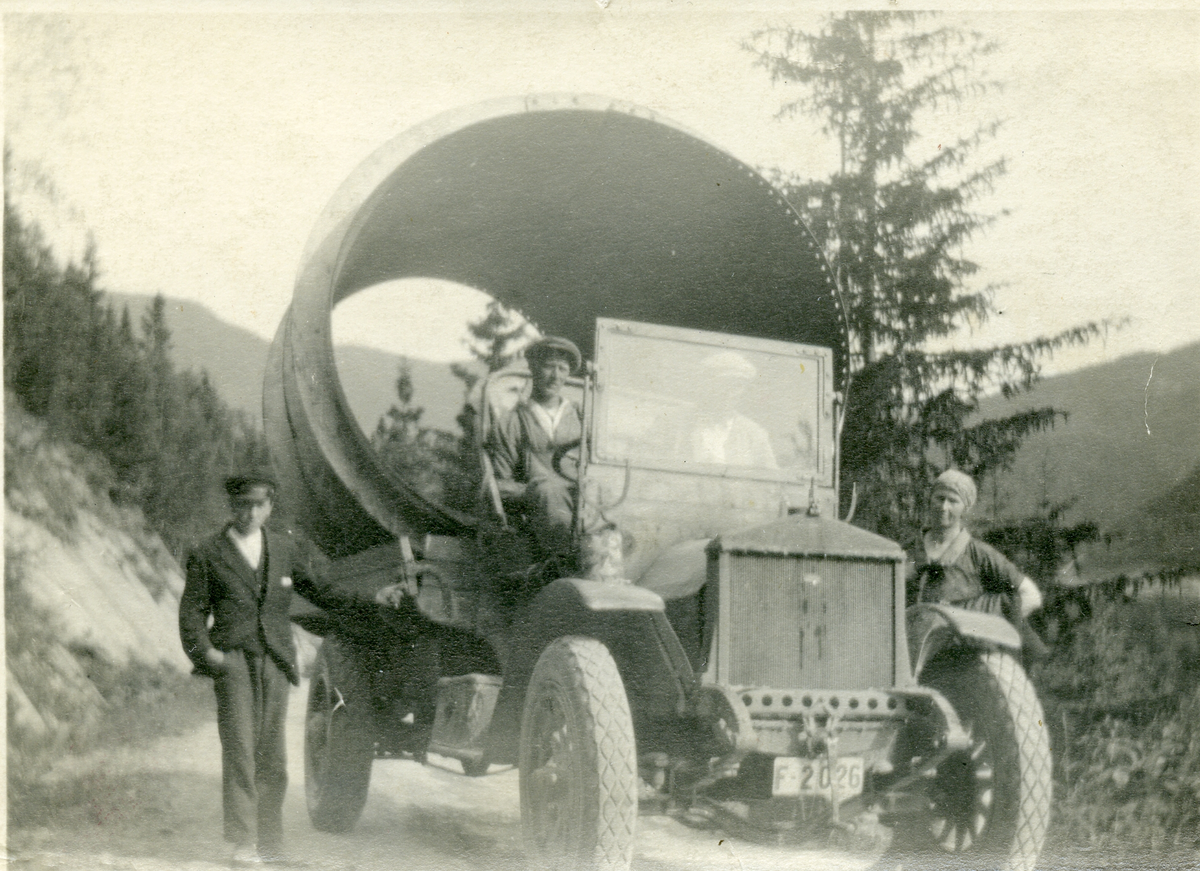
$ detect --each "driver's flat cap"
[525,335,582,372]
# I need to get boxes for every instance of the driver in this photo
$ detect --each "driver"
[487,336,585,560]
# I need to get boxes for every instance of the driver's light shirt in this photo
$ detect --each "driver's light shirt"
[488,398,583,489]
[530,397,572,437]
[688,413,778,468]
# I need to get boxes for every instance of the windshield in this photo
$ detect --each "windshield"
[593,320,830,482]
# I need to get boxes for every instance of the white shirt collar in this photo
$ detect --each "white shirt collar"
[529,397,571,436]
[923,527,971,564]
[227,526,264,571]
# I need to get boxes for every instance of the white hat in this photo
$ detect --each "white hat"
[701,350,757,381]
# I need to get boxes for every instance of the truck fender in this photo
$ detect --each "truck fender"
[907,603,1021,679]
[486,578,696,764]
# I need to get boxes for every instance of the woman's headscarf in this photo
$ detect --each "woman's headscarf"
[932,468,977,511]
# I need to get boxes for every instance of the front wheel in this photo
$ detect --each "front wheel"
[304,637,375,833]
[519,636,637,871]
[917,650,1052,871]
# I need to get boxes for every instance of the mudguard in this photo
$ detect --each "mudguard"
[907,603,1021,679]
[485,578,696,763]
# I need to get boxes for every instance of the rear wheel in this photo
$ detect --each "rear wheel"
[917,650,1052,871]
[305,637,375,833]
[519,636,637,871]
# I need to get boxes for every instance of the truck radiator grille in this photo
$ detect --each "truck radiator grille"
[724,553,894,689]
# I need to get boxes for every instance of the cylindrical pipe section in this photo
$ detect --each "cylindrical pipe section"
[265,94,846,558]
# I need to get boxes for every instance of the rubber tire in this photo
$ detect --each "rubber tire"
[519,636,638,871]
[919,650,1052,871]
[304,637,376,833]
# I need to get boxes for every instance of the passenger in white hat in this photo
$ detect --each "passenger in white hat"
[685,350,778,469]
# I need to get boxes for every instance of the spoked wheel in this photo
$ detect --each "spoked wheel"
[519,636,637,871]
[304,637,375,833]
[917,650,1052,871]
[927,727,996,853]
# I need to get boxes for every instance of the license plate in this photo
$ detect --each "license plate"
[772,756,864,798]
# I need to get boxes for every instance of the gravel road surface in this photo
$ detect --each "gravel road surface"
[7,680,883,871]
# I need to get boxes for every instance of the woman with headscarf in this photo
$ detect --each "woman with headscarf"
[910,469,1044,635]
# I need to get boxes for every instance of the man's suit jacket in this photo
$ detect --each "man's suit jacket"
[179,525,339,686]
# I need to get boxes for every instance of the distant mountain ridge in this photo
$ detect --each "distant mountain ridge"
[974,341,1200,531]
[966,340,1200,575]
[109,292,1199,573]
[107,292,468,434]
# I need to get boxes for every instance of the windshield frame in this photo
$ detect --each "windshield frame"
[590,318,835,486]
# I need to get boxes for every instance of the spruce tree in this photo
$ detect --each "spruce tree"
[747,12,1099,543]
[371,300,531,515]
[447,300,532,511]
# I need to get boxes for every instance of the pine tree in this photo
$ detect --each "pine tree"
[747,12,1100,542]
[372,362,459,506]
[450,300,532,439]
[447,300,533,511]
[4,184,266,555]
[370,300,532,516]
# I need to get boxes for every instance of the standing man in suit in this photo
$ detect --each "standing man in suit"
[179,472,347,865]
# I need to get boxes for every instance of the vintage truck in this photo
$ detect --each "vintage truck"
[264,95,1052,871]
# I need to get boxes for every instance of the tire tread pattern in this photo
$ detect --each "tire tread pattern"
[978,651,1053,871]
[521,636,637,871]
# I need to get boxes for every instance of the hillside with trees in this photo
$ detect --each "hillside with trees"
[106,291,466,434]
[3,187,264,800]
[975,342,1200,558]
[5,200,266,556]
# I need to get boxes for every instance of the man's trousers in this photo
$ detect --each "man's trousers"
[213,649,290,851]
[524,476,606,560]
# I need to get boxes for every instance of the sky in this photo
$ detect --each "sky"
[5,3,1199,376]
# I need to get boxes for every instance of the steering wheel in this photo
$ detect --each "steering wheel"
[552,438,582,483]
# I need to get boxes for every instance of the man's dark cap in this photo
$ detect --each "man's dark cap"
[224,472,277,500]
[525,336,582,373]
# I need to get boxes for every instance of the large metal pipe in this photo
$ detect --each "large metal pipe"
[265,95,846,559]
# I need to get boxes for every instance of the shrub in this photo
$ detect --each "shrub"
[1033,597,1200,854]
[1052,689,1200,853]
[1033,598,1200,710]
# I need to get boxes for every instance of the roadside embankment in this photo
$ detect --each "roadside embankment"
[5,401,204,795]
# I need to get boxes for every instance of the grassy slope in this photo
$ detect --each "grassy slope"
[974,342,1200,576]
[975,342,1200,528]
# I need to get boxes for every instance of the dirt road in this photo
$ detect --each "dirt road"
[8,680,883,871]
